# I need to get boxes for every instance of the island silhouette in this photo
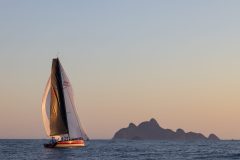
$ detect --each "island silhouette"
[113,118,220,141]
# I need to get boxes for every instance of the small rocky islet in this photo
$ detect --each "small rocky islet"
[113,118,220,141]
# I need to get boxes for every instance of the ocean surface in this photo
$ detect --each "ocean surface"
[1,139,240,160]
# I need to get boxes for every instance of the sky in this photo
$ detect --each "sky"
[0,0,240,139]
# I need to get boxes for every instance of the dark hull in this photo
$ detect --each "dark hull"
[44,143,57,148]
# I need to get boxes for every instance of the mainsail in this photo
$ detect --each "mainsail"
[42,58,88,140]
[50,59,69,136]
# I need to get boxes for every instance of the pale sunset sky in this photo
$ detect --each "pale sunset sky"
[0,0,240,139]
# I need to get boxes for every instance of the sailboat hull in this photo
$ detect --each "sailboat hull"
[44,139,85,148]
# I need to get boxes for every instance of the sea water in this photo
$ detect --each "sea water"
[1,139,240,160]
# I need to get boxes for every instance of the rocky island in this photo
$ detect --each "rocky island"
[113,118,220,141]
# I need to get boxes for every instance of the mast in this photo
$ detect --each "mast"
[50,58,69,136]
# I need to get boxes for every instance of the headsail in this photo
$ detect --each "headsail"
[60,63,89,140]
[42,77,51,136]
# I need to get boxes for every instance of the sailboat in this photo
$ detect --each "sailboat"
[42,58,89,148]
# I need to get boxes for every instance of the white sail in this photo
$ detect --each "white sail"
[60,64,89,140]
[42,77,51,136]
